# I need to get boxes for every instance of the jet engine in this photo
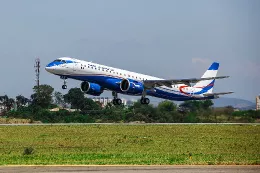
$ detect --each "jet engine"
[120,79,144,95]
[80,81,103,96]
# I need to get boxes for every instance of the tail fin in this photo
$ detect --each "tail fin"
[193,62,219,94]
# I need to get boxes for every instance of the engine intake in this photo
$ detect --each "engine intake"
[120,79,144,95]
[81,81,103,96]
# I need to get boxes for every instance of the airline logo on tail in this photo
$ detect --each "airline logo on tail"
[179,62,219,96]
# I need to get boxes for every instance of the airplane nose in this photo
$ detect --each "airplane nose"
[45,65,56,73]
[45,62,56,73]
[45,66,52,73]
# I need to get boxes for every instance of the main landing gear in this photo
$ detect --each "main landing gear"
[140,97,150,105]
[61,76,68,90]
[112,91,122,105]
[140,90,150,105]
[111,91,150,105]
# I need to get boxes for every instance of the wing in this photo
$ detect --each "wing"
[143,76,229,88]
[203,92,234,97]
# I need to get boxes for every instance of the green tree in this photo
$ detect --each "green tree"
[127,101,157,123]
[101,104,127,122]
[81,98,101,111]
[179,101,196,113]
[64,88,85,109]
[0,95,15,112]
[53,91,65,107]
[201,100,214,110]
[31,85,54,108]
[157,100,181,122]
[158,100,177,112]
[16,95,30,109]
[179,100,213,113]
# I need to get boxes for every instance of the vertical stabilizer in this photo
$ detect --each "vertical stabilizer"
[193,62,219,93]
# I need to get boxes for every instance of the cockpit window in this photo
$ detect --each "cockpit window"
[52,59,74,65]
[53,60,67,64]
[54,60,62,62]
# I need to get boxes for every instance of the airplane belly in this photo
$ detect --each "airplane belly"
[147,87,193,101]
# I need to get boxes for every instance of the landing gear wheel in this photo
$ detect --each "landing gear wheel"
[141,97,150,105]
[113,98,122,105]
[61,76,68,90]
[116,99,122,105]
[62,85,67,90]
[113,99,117,105]
[112,92,122,105]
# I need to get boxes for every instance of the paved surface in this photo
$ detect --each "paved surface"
[0,166,259,173]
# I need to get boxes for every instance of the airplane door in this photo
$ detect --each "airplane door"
[191,87,194,97]
[73,63,78,72]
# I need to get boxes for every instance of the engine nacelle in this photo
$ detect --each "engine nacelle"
[120,79,144,95]
[81,81,103,96]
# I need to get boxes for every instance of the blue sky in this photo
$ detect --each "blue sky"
[0,0,259,101]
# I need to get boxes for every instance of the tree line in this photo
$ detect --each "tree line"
[1,84,259,123]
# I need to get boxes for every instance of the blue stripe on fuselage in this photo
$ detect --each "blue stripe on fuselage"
[46,60,74,67]
[47,62,62,67]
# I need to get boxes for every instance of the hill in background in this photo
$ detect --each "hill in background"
[149,97,256,110]
[213,97,256,110]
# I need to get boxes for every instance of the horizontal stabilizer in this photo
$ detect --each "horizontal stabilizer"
[203,92,234,97]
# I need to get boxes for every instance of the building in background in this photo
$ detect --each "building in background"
[90,97,134,107]
[256,95,260,110]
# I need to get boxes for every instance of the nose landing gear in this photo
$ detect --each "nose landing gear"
[60,76,68,90]
[62,85,67,90]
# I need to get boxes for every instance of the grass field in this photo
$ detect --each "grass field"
[0,124,259,165]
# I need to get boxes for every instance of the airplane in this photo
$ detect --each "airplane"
[45,57,233,105]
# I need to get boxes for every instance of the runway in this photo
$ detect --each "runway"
[0,166,259,173]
